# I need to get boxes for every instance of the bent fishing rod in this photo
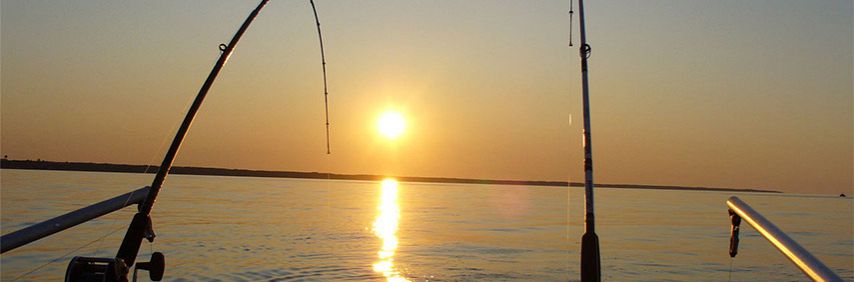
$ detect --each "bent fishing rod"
[0,2,331,273]
[573,0,601,281]
[116,1,274,280]
[114,0,269,269]
[0,0,331,280]
[60,1,275,281]
[310,0,331,154]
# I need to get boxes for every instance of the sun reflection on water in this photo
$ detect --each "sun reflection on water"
[372,179,410,282]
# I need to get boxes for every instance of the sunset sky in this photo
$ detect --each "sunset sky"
[2,0,851,195]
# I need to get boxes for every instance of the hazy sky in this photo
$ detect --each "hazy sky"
[2,0,851,195]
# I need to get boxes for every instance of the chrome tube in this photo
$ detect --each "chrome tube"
[1,186,150,253]
[727,196,842,282]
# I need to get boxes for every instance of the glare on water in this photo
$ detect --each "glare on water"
[372,178,410,282]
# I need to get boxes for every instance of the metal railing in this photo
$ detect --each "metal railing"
[727,196,843,282]
[1,186,150,253]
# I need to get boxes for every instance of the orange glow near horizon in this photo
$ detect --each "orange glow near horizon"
[372,178,410,282]
[1,1,850,195]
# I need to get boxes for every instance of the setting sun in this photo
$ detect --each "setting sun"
[378,111,406,139]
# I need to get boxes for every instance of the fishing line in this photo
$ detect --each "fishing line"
[144,95,197,175]
[567,113,573,243]
[310,0,331,155]
[11,186,151,281]
[566,116,574,243]
[10,85,193,281]
[10,223,128,282]
[96,188,147,249]
[94,76,200,261]
[566,0,584,269]
[86,78,196,274]
[728,257,734,282]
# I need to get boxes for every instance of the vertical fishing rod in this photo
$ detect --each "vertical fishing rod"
[114,0,270,272]
[568,0,574,47]
[575,0,601,281]
[309,0,331,154]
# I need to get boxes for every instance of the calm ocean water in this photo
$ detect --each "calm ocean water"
[1,169,851,281]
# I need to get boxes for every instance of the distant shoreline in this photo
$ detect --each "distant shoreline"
[0,159,781,193]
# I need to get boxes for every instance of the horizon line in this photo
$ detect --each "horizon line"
[0,158,781,194]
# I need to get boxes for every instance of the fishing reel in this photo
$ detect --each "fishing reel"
[66,213,164,282]
[65,252,164,282]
